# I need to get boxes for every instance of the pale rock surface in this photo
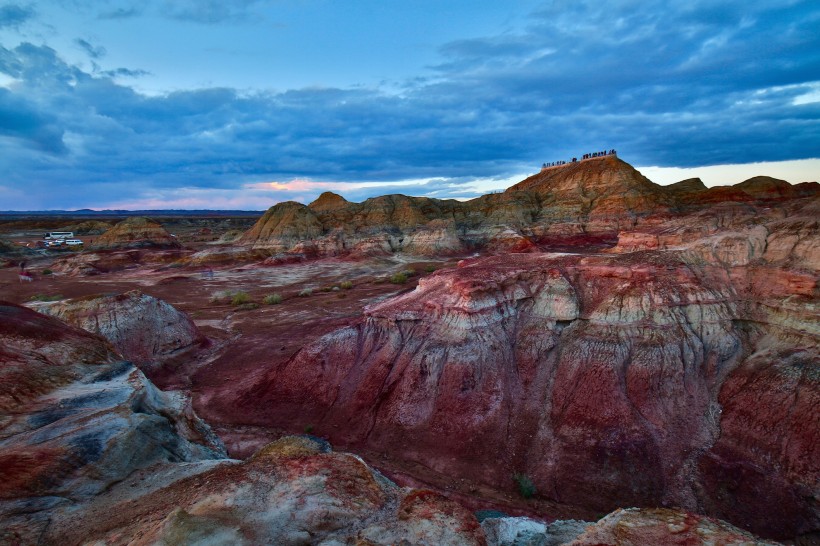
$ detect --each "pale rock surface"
[28,290,204,367]
[566,508,781,545]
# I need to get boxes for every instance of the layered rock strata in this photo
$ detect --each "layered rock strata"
[239,240,818,540]
[27,290,206,369]
[90,216,180,250]
[236,156,817,259]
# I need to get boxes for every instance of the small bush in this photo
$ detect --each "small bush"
[320,286,332,292]
[404,268,416,277]
[304,424,314,434]
[230,291,251,306]
[424,265,437,273]
[298,288,313,297]
[42,269,53,275]
[513,473,537,499]
[210,290,232,304]
[28,293,63,302]
[340,280,353,289]
[263,293,283,305]
[390,272,408,284]
[237,302,259,311]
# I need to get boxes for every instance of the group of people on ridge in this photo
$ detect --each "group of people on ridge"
[541,149,617,170]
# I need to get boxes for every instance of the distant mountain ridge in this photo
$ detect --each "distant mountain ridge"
[237,155,819,256]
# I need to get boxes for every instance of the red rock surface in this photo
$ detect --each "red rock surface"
[233,239,818,540]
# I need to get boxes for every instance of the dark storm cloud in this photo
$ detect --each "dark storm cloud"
[0,2,34,29]
[0,0,818,209]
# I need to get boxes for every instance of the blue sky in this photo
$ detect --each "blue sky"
[1,0,818,210]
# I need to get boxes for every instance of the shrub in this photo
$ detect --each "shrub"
[230,291,251,305]
[424,265,437,273]
[404,268,416,277]
[390,272,408,284]
[263,293,283,305]
[42,269,53,275]
[237,302,259,311]
[513,473,537,499]
[304,424,314,434]
[28,293,63,302]
[298,288,313,297]
[340,280,353,289]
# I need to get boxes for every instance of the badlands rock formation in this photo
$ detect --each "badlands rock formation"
[27,290,206,371]
[90,216,181,250]
[0,301,225,544]
[0,303,499,545]
[237,156,818,260]
[237,181,819,540]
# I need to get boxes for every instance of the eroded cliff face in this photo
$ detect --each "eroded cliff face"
[239,229,818,539]
[27,290,206,370]
[236,156,818,262]
[0,304,494,546]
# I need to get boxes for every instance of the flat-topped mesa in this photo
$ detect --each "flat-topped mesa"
[90,216,181,250]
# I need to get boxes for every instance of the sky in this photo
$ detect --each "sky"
[0,0,818,210]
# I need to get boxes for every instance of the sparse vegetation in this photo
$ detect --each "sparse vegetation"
[28,293,63,302]
[298,288,313,297]
[340,280,353,289]
[404,268,416,277]
[263,293,283,305]
[42,269,53,275]
[390,272,408,284]
[237,302,259,311]
[513,473,536,499]
[424,265,437,273]
[230,291,251,306]
[304,424,314,434]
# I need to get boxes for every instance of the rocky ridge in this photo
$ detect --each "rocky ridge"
[235,201,819,540]
[235,156,818,260]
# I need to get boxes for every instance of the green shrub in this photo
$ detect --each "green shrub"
[298,288,313,297]
[237,302,259,311]
[513,473,536,499]
[263,293,283,305]
[230,291,251,305]
[42,269,53,275]
[390,272,408,284]
[304,424,314,434]
[404,268,416,277]
[28,293,63,302]
[340,280,353,289]
[424,265,437,273]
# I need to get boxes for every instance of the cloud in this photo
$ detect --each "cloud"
[75,38,106,60]
[0,2,34,29]
[0,0,818,209]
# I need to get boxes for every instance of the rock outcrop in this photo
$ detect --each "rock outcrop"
[236,156,818,260]
[236,238,818,540]
[27,290,206,370]
[567,508,779,545]
[90,216,181,250]
[0,302,225,544]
